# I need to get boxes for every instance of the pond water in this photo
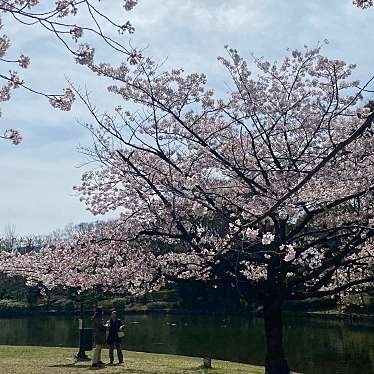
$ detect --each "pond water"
[0,314,373,374]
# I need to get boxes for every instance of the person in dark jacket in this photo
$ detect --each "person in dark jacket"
[106,310,124,365]
[92,307,106,367]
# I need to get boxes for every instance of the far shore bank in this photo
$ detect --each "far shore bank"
[0,300,373,325]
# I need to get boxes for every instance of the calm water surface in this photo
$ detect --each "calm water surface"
[0,314,373,374]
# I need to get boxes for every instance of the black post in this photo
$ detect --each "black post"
[203,357,212,369]
[75,299,89,361]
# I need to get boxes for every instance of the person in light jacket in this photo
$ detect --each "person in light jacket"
[92,307,106,367]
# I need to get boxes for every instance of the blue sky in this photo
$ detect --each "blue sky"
[0,0,373,236]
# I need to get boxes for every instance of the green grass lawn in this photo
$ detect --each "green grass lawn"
[0,345,264,374]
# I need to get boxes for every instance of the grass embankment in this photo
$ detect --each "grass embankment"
[0,345,264,374]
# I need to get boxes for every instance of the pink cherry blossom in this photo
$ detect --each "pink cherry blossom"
[49,88,75,111]
[124,0,138,11]
[18,54,30,69]
[70,26,84,42]
[75,44,95,66]
[281,244,296,262]
[353,0,373,8]
[262,233,275,246]
[2,128,22,144]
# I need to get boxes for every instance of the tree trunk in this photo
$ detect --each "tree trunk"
[263,297,290,374]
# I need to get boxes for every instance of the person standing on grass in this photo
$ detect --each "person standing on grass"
[106,310,124,365]
[92,307,106,368]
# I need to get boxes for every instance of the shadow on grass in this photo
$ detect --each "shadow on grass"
[118,367,218,374]
[48,363,106,370]
[49,363,133,371]
[49,364,87,369]
[183,366,218,372]
[48,363,220,373]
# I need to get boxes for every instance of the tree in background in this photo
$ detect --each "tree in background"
[0,0,139,144]
[0,223,162,296]
[1,224,45,252]
[1,224,17,251]
[45,221,98,244]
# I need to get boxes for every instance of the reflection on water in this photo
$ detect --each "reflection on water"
[0,314,373,374]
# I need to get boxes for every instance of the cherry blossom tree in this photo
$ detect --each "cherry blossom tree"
[64,44,374,374]
[0,222,161,296]
[0,0,139,144]
[0,1,373,374]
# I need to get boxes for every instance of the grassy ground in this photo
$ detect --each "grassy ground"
[0,345,264,374]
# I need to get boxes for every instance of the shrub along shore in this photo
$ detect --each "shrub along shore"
[0,297,373,324]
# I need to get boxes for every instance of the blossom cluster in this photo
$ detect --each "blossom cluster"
[3,128,22,144]
[353,0,373,8]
